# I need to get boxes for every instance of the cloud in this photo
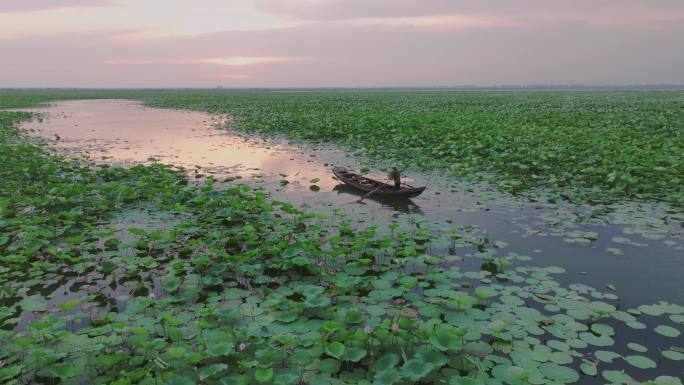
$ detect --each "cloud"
[101,59,167,65]
[1,19,683,88]
[101,56,302,67]
[213,74,253,80]
[197,56,303,66]
[0,0,300,40]
[0,0,115,13]
[339,14,524,29]
[5,0,682,43]
[1,1,683,87]
[254,0,684,26]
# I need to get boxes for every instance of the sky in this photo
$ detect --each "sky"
[1,0,683,88]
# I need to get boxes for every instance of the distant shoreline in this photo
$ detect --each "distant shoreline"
[2,85,684,91]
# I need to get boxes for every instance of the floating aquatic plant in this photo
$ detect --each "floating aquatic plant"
[1,93,683,385]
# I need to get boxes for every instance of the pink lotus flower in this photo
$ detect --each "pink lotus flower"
[191,343,197,352]
[239,342,246,351]
[391,322,399,332]
[363,324,373,334]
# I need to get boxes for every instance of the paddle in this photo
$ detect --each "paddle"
[356,178,393,203]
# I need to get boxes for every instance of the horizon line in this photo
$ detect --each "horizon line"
[2,84,684,91]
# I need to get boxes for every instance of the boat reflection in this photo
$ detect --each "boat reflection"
[332,184,424,214]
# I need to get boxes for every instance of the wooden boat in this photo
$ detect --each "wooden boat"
[332,167,426,198]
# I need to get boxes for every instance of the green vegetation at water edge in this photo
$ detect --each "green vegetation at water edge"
[142,90,684,205]
[5,90,684,204]
[1,97,683,384]
[2,89,683,204]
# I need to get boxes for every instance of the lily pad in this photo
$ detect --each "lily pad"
[654,325,681,338]
[430,324,463,351]
[47,364,77,380]
[579,360,597,376]
[400,359,434,381]
[325,342,345,359]
[255,367,273,383]
[602,370,632,384]
[374,370,401,385]
[595,350,621,363]
[539,363,578,383]
[661,349,684,361]
[625,342,647,352]
[624,355,657,369]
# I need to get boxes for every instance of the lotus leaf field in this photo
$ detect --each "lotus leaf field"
[1,91,683,385]
[5,89,683,204]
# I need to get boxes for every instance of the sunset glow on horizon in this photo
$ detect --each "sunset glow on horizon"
[198,57,303,66]
[1,0,683,87]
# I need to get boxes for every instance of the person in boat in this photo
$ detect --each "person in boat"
[390,166,401,190]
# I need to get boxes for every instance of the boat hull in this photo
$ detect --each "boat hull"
[332,167,426,198]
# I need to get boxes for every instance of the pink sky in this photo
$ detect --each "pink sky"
[1,0,683,87]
